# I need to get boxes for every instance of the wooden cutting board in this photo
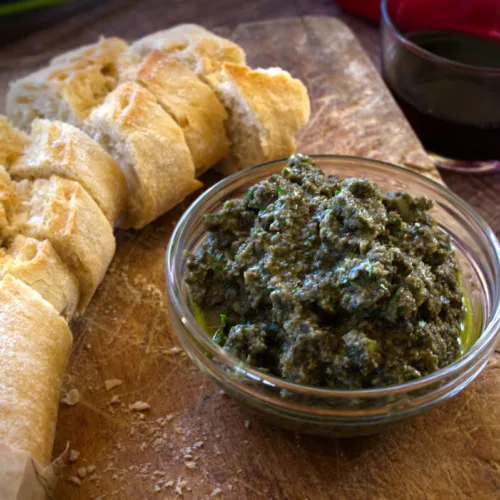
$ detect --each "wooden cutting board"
[3,16,499,500]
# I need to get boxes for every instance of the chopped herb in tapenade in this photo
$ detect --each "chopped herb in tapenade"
[185,155,466,389]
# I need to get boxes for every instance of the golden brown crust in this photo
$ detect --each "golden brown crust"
[88,82,202,229]
[131,24,246,81]
[0,116,30,168]
[0,165,18,236]
[0,235,80,320]
[10,119,127,225]
[215,63,311,174]
[11,176,116,313]
[0,274,72,466]
[127,51,229,175]
[50,37,129,67]
[7,38,129,131]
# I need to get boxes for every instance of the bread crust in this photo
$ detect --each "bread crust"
[7,38,129,131]
[0,165,18,236]
[0,274,72,466]
[50,37,128,67]
[11,176,116,312]
[131,24,246,81]
[89,82,201,229]
[0,116,30,168]
[10,119,127,225]
[126,51,229,175]
[0,235,80,320]
[214,64,311,174]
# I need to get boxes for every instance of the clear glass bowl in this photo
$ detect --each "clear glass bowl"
[166,156,500,437]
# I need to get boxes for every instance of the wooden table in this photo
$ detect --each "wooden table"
[1,2,499,499]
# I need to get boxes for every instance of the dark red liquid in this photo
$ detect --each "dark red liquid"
[383,29,500,160]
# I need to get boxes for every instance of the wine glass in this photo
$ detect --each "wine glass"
[381,0,500,173]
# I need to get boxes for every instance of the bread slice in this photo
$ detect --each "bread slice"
[6,38,129,132]
[0,116,30,168]
[212,64,311,174]
[9,176,115,312]
[0,235,80,320]
[0,274,72,466]
[124,50,229,175]
[131,24,246,83]
[50,36,128,67]
[0,165,18,235]
[10,119,127,225]
[88,82,202,229]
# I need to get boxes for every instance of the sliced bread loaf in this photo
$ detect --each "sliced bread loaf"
[124,50,229,175]
[131,24,246,83]
[10,119,127,225]
[0,165,18,235]
[9,175,115,313]
[0,116,30,168]
[0,235,80,320]
[211,64,310,174]
[0,274,72,466]
[88,82,201,229]
[7,38,129,131]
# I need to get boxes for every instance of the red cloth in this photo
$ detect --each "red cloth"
[336,0,381,23]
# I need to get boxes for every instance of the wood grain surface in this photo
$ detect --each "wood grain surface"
[1,6,499,500]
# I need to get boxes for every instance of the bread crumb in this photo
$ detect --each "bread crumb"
[109,395,121,404]
[154,484,162,492]
[129,401,151,411]
[89,474,98,481]
[105,379,123,391]
[87,465,96,473]
[62,388,80,406]
[184,461,196,470]
[211,487,223,497]
[77,467,87,478]
[69,449,80,462]
[244,420,250,429]
[166,346,182,355]
[68,476,82,486]
[165,480,175,487]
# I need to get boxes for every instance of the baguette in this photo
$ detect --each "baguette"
[0,166,18,235]
[0,116,29,168]
[212,64,311,174]
[50,36,128,67]
[10,119,127,225]
[131,24,246,83]
[88,82,202,229]
[124,50,229,175]
[0,235,80,320]
[0,274,72,466]
[9,176,115,312]
[6,38,129,132]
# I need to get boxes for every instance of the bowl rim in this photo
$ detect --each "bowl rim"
[167,154,500,399]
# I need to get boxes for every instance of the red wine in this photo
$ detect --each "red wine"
[383,29,500,160]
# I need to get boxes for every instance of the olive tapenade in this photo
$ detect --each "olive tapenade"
[186,155,465,389]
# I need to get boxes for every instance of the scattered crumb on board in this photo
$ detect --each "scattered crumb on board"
[59,268,238,497]
[105,379,123,391]
[61,388,80,406]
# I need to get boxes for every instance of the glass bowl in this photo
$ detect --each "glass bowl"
[166,155,500,437]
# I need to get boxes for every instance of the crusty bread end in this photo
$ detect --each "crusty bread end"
[213,64,310,174]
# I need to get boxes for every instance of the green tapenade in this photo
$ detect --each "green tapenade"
[185,155,465,389]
